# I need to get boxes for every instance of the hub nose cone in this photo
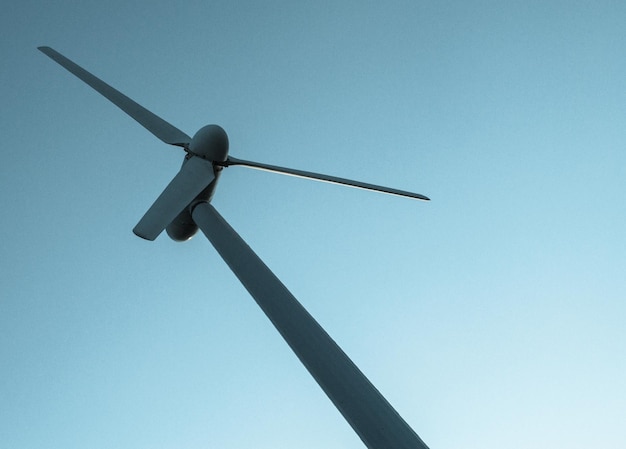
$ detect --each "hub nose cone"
[189,124,229,161]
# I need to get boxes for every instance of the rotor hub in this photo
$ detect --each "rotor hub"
[189,124,229,162]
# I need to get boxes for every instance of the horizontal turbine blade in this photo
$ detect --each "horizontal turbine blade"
[134,157,215,240]
[38,46,191,147]
[224,156,430,201]
[192,202,430,449]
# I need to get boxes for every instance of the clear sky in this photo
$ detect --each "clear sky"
[1,1,625,448]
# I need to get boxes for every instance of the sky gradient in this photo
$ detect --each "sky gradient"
[2,1,625,448]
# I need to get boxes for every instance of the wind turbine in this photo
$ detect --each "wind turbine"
[39,46,431,449]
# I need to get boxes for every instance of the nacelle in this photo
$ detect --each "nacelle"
[164,166,222,242]
[189,124,229,162]
[166,209,198,242]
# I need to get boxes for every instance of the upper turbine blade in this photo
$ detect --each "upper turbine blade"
[133,156,215,240]
[224,157,430,201]
[38,46,191,147]
[192,202,430,449]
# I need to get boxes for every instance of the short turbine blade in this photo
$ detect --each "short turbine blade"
[38,46,191,147]
[192,202,430,449]
[224,156,430,201]
[134,157,215,240]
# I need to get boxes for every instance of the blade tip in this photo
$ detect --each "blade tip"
[409,193,430,201]
[133,227,157,241]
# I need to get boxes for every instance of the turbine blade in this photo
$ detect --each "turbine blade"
[224,156,430,201]
[192,202,430,449]
[134,157,215,240]
[38,46,191,147]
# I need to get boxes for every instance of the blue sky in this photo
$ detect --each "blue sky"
[1,1,625,448]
